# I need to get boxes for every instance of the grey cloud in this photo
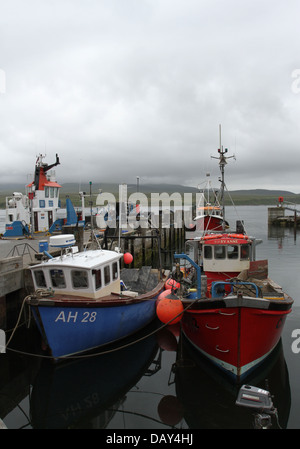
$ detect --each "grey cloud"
[0,0,300,192]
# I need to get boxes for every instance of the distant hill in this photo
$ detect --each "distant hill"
[228,189,297,196]
[57,182,199,195]
[0,183,299,208]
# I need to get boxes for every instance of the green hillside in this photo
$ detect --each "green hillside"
[0,182,299,208]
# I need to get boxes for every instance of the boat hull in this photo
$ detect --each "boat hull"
[195,215,226,232]
[181,297,292,382]
[29,287,163,359]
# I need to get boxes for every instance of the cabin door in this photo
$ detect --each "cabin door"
[48,211,53,227]
[34,212,39,232]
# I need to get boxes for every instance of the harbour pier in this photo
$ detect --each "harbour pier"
[268,198,300,228]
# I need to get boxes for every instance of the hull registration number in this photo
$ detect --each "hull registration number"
[55,311,97,323]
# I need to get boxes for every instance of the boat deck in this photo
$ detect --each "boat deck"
[27,278,165,308]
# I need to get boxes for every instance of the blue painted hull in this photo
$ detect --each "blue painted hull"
[31,297,160,359]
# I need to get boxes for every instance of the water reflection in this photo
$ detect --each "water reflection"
[0,320,293,429]
[268,222,300,243]
[174,335,291,429]
[0,327,41,429]
[30,325,160,429]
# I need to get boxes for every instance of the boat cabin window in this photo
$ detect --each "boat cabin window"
[92,262,119,291]
[50,269,66,288]
[214,246,226,259]
[241,244,250,260]
[45,187,58,198]
[93,269,102,290]
[104,265,110,285]
[71,270,89,289]
[112,261,119,280]
[203,244,250,261]
[227,245,239,259]
[34,270,47,288]
[204,246,212,259]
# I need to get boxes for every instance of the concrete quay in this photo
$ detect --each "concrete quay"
[0,235,48,331]
[0,232,73,331]
[268,205,300,228]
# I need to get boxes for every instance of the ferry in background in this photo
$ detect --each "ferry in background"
[3,154,68,238]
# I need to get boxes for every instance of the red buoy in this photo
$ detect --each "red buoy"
[156,293,184,325]
[123,252,133,264]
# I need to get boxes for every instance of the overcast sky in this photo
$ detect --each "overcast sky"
[1,0,300,192]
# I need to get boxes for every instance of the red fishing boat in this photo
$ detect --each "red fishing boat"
[158,137,293,383]
[194,173,229,234]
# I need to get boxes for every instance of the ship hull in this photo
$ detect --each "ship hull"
[181,297,292,382]
[28,283,164,360]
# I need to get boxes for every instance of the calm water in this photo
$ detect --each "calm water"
[0,206,300,430]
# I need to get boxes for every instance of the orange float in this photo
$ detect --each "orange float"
[156,293,184,325]
[123,252,133,264]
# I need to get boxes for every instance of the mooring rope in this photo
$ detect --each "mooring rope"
[5,291,199,360]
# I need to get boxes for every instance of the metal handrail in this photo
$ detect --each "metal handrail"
[6,243,38,261]
[211,280,260,298]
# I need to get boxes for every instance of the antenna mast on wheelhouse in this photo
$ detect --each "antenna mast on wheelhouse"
[211,124,235,230]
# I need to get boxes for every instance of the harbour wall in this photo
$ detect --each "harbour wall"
[268,206,300,227]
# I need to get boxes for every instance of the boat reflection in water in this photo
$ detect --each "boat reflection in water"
[30,323,160,429]
[173,336,291,429]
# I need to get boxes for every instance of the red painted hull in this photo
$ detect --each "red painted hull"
[182,304,291,382]
[195,216,224,232]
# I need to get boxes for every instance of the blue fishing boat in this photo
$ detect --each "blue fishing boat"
[26,234,165,359]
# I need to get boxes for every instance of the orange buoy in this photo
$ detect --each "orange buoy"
[157,290,172,302]
[164,278,180,291]
[123,252,133,264]
[156,293,184,325]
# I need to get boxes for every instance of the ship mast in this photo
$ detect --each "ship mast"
[211,124,235,230]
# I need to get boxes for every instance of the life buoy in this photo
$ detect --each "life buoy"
[202,234,223,240]
[227,234,249,240]
[202,233,249,241]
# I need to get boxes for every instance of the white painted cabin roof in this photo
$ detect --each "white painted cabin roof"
[34,249,122,270]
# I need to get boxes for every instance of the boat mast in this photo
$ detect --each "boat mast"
[212,124,234,230]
